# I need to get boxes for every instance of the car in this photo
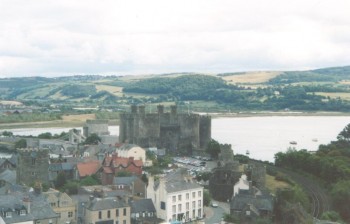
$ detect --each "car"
[211,202,218,208]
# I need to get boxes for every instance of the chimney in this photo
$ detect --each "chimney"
[23,197,31,214]
[34,181,42,195]
[89,195,94,202]
[129,157,134,162]
[112,153,118,160]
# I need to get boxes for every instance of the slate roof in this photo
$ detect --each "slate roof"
[114,176,138,186]
[77,160,101,177]
[86,197,129,211]
[155,168,202,193]
[27,191,60,220]
[230,193,274,212]
[49,162,74,172]
[0,169,16,184]
[130,199,156,213]
[0,195,34,223]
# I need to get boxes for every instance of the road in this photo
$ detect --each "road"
[203,201,229,224]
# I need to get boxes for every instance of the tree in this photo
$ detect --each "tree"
[80,175,100,186]
[206,139,221,159]
[84,133,101,145]
[203,190,212,206]
[337,123,350,142]
[15,139,27,148]
[1,131,13,137]
[38,132,53,139]
[55,172,67,189]
[331,180,350,222]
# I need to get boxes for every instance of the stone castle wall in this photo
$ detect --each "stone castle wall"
[119,105,211,152]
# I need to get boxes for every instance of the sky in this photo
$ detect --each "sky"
[0,0,350,77]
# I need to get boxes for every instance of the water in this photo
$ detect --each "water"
[5,116,350,162]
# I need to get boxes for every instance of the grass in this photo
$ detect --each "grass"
[265,174,291,194]
[315,92,350,101]
[222,71,281,84]
[95,85,124,96]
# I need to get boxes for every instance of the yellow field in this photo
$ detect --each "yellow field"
[62,114,96,122]
[0,100,23,105]
[95,85,124,96]
[222,71,281,84]
[265,174,291,193]
[315,92,350,101]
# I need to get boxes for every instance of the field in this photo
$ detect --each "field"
[0,100,23,106]
[265,174,291,193]
[95,85,124,96]
[315,92,350,101]
[222,71,281,84]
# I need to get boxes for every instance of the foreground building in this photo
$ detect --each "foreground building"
[147,169,204,223]
[83,196,130,224]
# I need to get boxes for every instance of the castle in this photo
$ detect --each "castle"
[119,105,211,152]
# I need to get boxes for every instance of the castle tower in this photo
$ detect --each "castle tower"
[16,148,50,186]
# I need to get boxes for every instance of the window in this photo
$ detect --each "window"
[172,195,176,203]
[198,200,201,207]
[107,210,111,218]
[116,209,119,217]
[192,201,195,209]
[172,205,176,213]
[123,208,126,216]
[198,209,202,218]
[115,221,119,224]
[186,202,189,210]
[192,192,195,198]
[98,211,102,219]
[6,212,12,218]
[31,172,36,176]
[50,203,56,207]
[178,204,182,212]
[186,193,189,200]
[68,211,73,218]
[198,191,202,197]
[20,210,26,216]
[160,202,166,210]
[178,194,182,201]
[123,220,126,224]
[192,210,195,219]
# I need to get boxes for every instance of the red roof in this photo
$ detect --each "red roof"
[103,167,113,174]
[77,161,101,177]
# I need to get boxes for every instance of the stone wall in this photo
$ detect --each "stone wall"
[119,105,211,153]
[16,148,50,186]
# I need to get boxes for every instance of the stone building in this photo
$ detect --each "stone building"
[119,105,211,153]
[16,148,50,186]
[83,119,109,137]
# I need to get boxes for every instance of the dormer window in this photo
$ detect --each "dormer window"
[6,211,12,218]
[20,210,26,216]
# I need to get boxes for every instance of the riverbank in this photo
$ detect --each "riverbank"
[1,111,350,130]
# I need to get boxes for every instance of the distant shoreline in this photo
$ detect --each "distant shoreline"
[1,112,350,130]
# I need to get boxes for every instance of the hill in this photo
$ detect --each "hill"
[1,66,350,114]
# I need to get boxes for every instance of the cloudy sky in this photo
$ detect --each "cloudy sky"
[0,0,349,77]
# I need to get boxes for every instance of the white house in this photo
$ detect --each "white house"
[116,144,146,163]
[147,169,204,223]
[233,174,250,197]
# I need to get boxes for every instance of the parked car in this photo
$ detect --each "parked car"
[211,202,218,208]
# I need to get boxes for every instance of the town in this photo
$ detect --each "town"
[0,105,274,224]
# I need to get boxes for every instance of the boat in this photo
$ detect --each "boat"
[312,138,318,142]
[289,141,297,145]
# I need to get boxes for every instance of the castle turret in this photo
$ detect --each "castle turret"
[157,105,164,114]
[131,105,138,114]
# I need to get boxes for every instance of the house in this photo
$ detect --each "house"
[130,199,159,224]
[230,189,274,222]
[0,169,16,195]
[0,155,17,171]
[101,154,143,185]
[48,162,75,183]
[0,195,34,224]
[116,144,146,163]
[114,176,146,198]
[233,174,250,197]
[75,160,101,179]
[83,196,131,224]
[43,188,77,224]
[147,169,204,223]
